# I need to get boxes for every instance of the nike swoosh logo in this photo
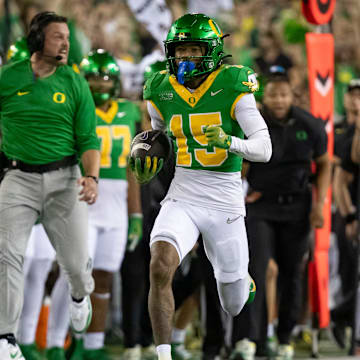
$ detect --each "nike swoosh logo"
[210,89,223,96]
[226,215,241,224]
[10,351,19,359]
[17,91,29,96]
[117,112,126,118]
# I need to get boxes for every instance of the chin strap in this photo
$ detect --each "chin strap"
[177,61,195,84]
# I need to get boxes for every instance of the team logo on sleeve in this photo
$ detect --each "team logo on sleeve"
[242,73,259,93]
[159,92,174,101]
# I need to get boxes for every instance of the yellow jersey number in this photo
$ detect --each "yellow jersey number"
[96,125,131,168]
[169,112,228,167]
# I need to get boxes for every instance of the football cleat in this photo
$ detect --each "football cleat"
[0,339,25,360]
[122,346,142,360]
[69,295,92,334]
[276,344,294,360]
[266,336,278,358]
[230,338,256,360]
[142,345,157,360]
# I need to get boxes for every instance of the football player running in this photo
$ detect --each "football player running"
[45,50,143,360]
[130,13,272,360]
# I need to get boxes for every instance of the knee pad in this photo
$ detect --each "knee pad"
[217,276,250,316]
[219,295,244,317]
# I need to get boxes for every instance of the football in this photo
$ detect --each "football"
[130,130,172,167]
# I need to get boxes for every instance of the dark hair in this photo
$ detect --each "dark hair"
[27,11,68,54]
[265,65,290,86]
[347,79,360,93]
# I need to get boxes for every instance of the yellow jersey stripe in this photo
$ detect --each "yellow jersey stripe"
[230,93,246,120]
[96,100,119,124]
[168,66,223,108]
[149,100,164,121]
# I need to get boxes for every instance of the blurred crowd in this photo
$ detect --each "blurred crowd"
[0,0,359,118]
[1,0,360,359]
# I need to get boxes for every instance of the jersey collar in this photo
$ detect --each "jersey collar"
[168,66,223,108]
[96,100,118,123]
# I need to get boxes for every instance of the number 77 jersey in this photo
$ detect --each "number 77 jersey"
[143,64,258,172]
[96,99,141,180]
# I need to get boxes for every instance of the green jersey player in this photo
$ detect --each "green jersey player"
[0,12,100,360]
[81,49,142,360]
[131,13,272,360]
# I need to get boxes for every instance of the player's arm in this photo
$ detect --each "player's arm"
[310,152,331,228]
[78,149,100,204]
[351,127,360,163]
[333,165,358,240]
[350,103,360,163]
[148,100,166,131]
[333,165,355,218]
[205,93,272,162]
[75,76,101,204]
[126,166,143,251]
[129,101,165,184]
[308,115,331,228]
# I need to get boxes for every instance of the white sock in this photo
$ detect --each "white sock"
[267,323,274,338]
[171,328,186,344]
[156,344,172,360]
[47,272,70,348]
[18,258,53,344]
[84,332,105,350]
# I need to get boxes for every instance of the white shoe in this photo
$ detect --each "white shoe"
[142,345,157,360]
[69,295,92,333]
[231,338,256,360]
[0,339,25,359]
[122,345,142,360]
[276,344,294,360]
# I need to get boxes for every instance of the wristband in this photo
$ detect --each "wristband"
[86,175,99,184]
[130,213,143,219]
[346,213,357,224]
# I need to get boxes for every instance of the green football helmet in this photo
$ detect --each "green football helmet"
[143,60,167,81]
[80,49,120,106]
[7,37,30,63]
[164,13,229,81]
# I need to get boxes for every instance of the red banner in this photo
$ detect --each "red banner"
[302,0,336,25]
[306,32,334,328]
